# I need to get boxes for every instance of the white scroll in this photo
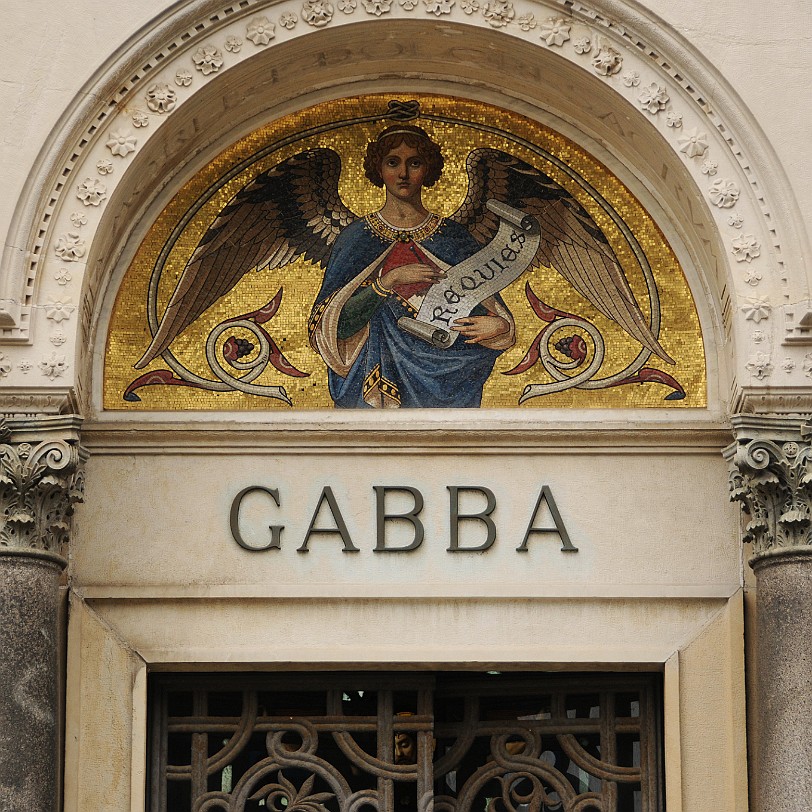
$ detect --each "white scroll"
[397,200,541,348]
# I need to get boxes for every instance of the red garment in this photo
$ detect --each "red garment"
[378,241,441,300]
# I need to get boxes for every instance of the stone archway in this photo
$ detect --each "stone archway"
[0,0,808,413]
[1,4,811,812]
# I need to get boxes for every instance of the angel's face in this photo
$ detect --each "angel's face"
[380,144,428,203]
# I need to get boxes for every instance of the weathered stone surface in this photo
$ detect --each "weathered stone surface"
[753,550,812,812]
[0,556,61,812]
[728,416,812,810]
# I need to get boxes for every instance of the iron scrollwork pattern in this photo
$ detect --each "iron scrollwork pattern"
[727,419,812,561]
[149,673,661,812]
[0,417,86,564]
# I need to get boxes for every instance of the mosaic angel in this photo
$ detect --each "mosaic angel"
[134,124,675,408]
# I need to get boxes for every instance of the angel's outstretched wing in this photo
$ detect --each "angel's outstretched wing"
[451,148,674,364]
[135,148,357,369]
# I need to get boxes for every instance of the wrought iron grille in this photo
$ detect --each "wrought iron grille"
[148,672,662,812]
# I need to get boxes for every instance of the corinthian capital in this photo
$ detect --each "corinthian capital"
[0,415,86,566]
[726,415,812,564]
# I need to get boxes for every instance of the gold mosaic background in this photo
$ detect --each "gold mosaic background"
[105,94,706,410]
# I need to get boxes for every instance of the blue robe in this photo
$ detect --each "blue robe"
[310,217,512,408]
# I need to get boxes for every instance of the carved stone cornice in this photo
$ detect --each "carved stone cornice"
[0,387,77,417]
[0,415,86,567]
[725,414,812,567]
[731,389,812,416]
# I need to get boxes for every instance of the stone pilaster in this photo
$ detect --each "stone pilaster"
[0,415,85,812]
[726,414,812,812]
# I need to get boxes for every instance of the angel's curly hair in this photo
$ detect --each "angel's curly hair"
[364,125,444,188]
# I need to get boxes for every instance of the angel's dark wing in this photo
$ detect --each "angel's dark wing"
[451,148,673,364]
[135,148,356,369]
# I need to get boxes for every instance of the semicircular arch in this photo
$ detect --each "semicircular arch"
[2,0,805,416]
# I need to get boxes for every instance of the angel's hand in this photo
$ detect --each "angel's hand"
[380,263,446,289]
[451,315,510,344]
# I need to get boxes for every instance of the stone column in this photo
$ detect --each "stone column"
[0,416,85,812]
[726,415,812,812]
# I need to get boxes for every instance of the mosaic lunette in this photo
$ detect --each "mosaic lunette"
[105,95,705,410]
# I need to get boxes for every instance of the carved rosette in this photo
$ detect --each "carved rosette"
[727,418,812,563]
[0,419,86,566]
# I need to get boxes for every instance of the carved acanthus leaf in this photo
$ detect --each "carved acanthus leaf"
[727,421,812,561]
[0,418,86,562]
